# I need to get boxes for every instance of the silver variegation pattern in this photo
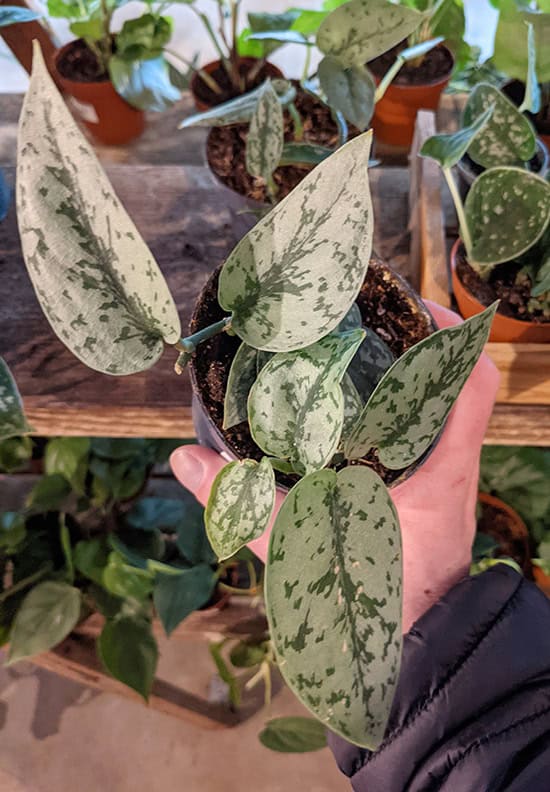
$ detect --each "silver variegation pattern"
[0,357,31,440]
[246,80,284,184]
[223,342,272,429]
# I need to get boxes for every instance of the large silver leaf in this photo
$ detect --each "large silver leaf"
[205,457,276,561]
[344,303,498,467]
[17,43,181,376]
[248,330,365,475]
[0,357,31,440]
[218,131,374,352]
[246,80,284,185]
[318,56,375,131]
[316,0,423,68]
[265,466,402,749]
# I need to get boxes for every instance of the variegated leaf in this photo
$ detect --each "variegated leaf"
[248,330,365,475]
[419,104,494,170]
[344,303,498,467]
[518,23,541,115]
[318,56,375,131]
[223,342,272,429]
[0,357,31,440]
[265,466,402,749]
[246,80,284,184]
[218,131,374,352]
[205,457,275,561]
[463,83,536,168]
[316,0,423,68]
[179,79,296,128]
[279,142,333,168]
[348,328,394,402]
[337,302,362,333]
[341,373,362,445]
[465,167,550,268]
[17,43,180,375]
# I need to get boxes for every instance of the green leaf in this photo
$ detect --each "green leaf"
[419,104,494,169]
[205,458,276,561]
[209,640,240,708]
[17,43,181,376]
[7,581,81,663]
[316,0,423,67]
[348,328,395,402]
[259,717,327,753]
[465,168,550,268]
[102,552,154,602]
[245,10,303,55]
[218,131,374,352]
[90,437,151,460]
[279,142,333,168]
[230,640,267,668]
[341,372,363,445]
[26,474,71,512]
[115,14,172,61]
[98,617,158,699]
[224,342,273,429]
[518,22,541,115]
[345,303,498,466]
[59,514,74,583]
[126,497,186,531]
[492,0,550,84]
[69,18,103,39]
[248,330,365,474]
[109,55,181,112]
[247,30,311,45]
[318,56,375,131]
[0,6,41,26]
[291,9,331,35]
[179,79,296,128]
[154,564,216,635]
[0,436,32,473]
[0,357,30,441]
[463,83,536,168]
[74,538,110,586]
[0,512,26,551]
[246,80,284,185]
[44,437,90,494]
[46,0,86,18]
[266,466,402,749]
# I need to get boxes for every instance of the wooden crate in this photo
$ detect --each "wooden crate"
[409,111,550,446]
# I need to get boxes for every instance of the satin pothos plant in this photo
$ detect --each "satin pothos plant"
[17,42,496,749]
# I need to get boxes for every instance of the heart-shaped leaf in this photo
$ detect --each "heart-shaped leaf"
[518,22,541,115]
[341,372,363,445]
[109,55,181,112]
[8,581,81,663]
[279,142,334,168]
[318,56,375,131]
[17,43,181,376]
[345,303,498,467]
[493,0,550,84]
[218,131,374,351]
[205,457,276,561]
[246,80,284,185]
[463,83,536,167]
[348,328,394,402]
[98,616,158,699]
[224,342,272,429]
[465,168,550,268]
[154,564,217,636]
[0,357,31,440]
[420,104,494,169]
[259,717,328,752]
[316,0,423,68]
[249,329,365,474]
[179,79,296,128]
[265,465,402,749]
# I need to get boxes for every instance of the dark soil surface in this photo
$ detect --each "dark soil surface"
[368,42,453,86]
[56,38,110,83]
[189,258,434,487]
[477,500,533,577]
[193,59,282,107]
[456,245,549,324]
[503,80,550,136]
[207,83,353,202]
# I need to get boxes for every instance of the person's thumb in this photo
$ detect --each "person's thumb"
[170,444,227,507]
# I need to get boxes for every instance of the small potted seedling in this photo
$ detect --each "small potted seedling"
[181,0,443,203]
[48,0,186,144]
[421,106,550,342]
[15,43,495,748]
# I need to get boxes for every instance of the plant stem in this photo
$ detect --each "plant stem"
[443,167,473,256]
[176,317,233,354]
[288,101,304,141]
[301,44,312,83]
[374,55,405,104]
[99,0,112,73]
[192,6,229,66]
[266,176,278,204]
[165,47,223,94]
[0,564,52,604]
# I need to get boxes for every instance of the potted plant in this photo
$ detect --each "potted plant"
[492,0,550,151]
[12,42,496,747]
[47,0,187,145]
[421,106,550,341]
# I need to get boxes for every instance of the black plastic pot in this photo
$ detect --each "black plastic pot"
[456,138,549,200]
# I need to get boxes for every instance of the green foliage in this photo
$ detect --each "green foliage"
[179,79,296,128]
[98,616,158,699]
[420,104,494,169]
[245,81,284,191]
[223,343,272,430]
[519,22,541,115]
[0,358,31,441]
[0,436,32,473]
[0,513,26,551]
[115,14,172,61]
[44,437,90,495]
[26,474,72,513]
[259,717,328,753]
[154,565,216,635]
[492,0,550,83]
[318,57,375,131]
[109,55,181,112]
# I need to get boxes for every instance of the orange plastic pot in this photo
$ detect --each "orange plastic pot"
[371,45,453,147]
[53,43,145,146]
[451,239,550,343]
[190,57,284,112]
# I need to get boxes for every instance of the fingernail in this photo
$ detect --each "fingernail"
[170,447,205,492]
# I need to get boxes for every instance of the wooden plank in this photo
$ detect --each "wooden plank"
[486,343,550,405]
[486,405,550,446]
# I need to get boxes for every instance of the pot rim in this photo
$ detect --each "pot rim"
[53,38,113,90]
[370,42,455,91]
[477,491,528,536]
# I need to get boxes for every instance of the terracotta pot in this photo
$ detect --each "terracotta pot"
[370,45,453,147]
[189,257,438,489]
[190,57,284,112]
[478,492,528,538]
[53,42,145,146]
[450,239,550,343]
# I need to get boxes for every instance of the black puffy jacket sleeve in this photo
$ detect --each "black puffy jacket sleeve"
[328,565,550,791]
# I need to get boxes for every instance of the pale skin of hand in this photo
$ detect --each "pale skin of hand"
[170,301,500,634]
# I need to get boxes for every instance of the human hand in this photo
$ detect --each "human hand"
[171,302,500,633]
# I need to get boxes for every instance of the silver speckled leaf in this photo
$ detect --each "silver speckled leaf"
[318,56,375,131]
[0,357,31,440]
[205,457,275,561]
[316,0,422,68]
[248,329,365,475]
[419,104,494,170]
[348,328,395,402]
[218,131,374,352]
[179,79,296,128]
[223,342,272,429]
[340,373,363,446]
[463,83,536,168]
[345,303,498,467]
[518,23,541,115]
[265,465,402,749]
[465,167,550,268]
[246,80,284,183]
[17,43,181,376]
